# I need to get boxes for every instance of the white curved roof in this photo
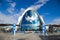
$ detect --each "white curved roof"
[39,16,45,24]
[17,7,35,24]
[17,7,44,25]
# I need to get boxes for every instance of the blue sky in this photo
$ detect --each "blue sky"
[0,0,60,24]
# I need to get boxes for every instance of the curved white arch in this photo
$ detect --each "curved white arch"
[17,7,45,26]
[17,7,35,25]
[39,16,45,24]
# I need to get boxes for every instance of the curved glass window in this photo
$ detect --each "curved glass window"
[20,10,41,31]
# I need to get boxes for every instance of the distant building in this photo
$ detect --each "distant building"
[46,24,60,33]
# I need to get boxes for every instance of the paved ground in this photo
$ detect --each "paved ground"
[40,35,60,40]
[0,32,60,40]
[40,32,60,40]
[0,31,41,40]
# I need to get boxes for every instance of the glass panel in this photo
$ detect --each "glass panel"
[20,10,40,31]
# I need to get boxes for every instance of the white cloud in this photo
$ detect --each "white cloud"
[41,13,50,18]
[9,2,16,8]
[7,7,14,13]
[30,0,49,10]
[0,8,25,24]
[7,0,49,14]
[49,17,60,24]
[7,0,16,14]
[6,0,12,3]
[35,0,49,4]
[18,8,25,15]
[0,12,17,24]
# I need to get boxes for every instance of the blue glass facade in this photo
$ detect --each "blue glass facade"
[20,10,40,31]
